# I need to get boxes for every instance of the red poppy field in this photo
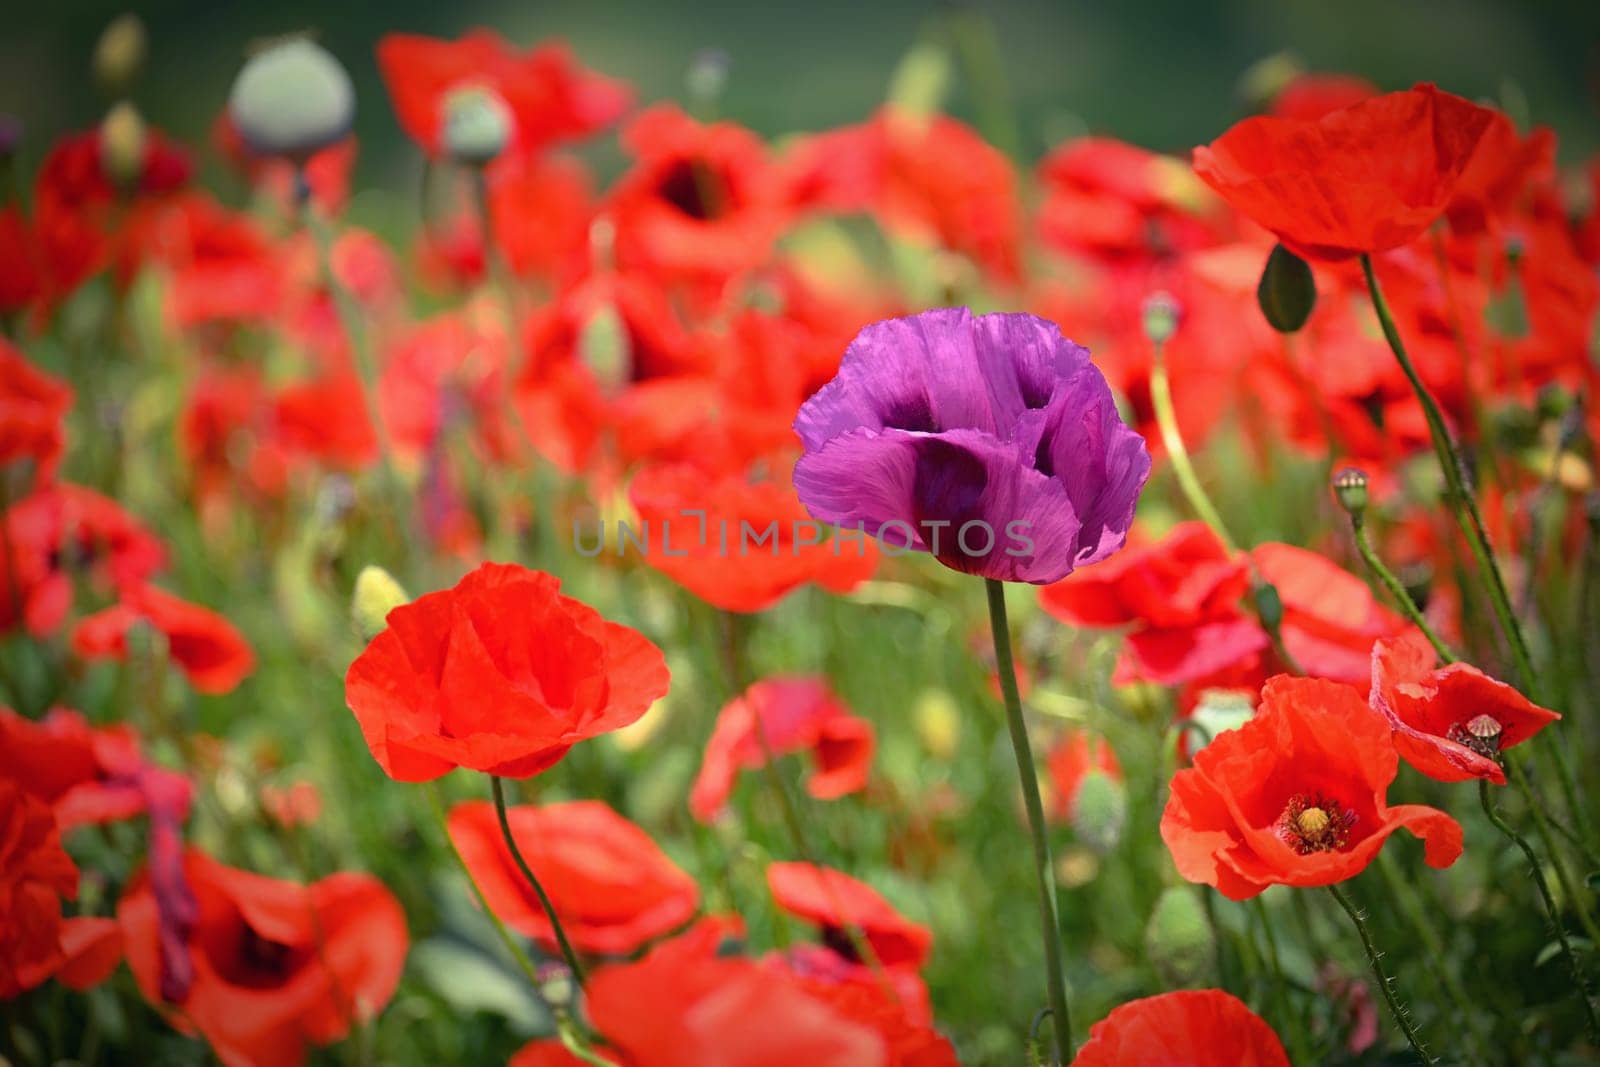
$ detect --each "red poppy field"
[2,9,1599,1066]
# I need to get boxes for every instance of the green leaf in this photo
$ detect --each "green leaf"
[411,939,549,1035]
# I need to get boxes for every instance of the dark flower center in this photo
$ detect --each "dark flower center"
[1276,793,1357,855]
[657,158,727,221]
[821,924,862,963]
[209,920,310,989]
[1445,714,1503,759]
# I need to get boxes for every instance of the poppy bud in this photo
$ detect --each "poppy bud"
[441,87,511,168]
[1256,243,1316,333]
[1071,770,1126,854]
[98,102,147,190]
[1331,466,1369,519]
[352,565,409,641]
[1144,886,1213,987]
[93,14,146,98]
[228,38,354,163]
[686,49,731,109]
[1235,51,1304,113]
[1250,579,1285,634]
[1141,291,1181,346]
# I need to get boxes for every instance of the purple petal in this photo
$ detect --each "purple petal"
[793,427,1087,583]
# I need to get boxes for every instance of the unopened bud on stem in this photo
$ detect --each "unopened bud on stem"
[352,565,410,641]
[93,14,147,98]
[99,102,147,190]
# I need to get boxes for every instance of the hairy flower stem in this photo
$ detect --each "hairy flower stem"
[1478,780,1600,1042]
[985,579,1073,1064]
[423,783,539,985]
[1326,883,1434,1064]
[1359,253,1531,687]
[491,775,588,988]
[1346,512,1457,663]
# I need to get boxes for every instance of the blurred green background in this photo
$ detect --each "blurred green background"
[3,0,1598,196]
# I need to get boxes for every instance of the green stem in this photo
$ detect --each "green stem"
[491,776,588,988]
[1151,337,1300,674]
[1326,883,1434,1064]
[1478,779,1600,1043]
[1360,253,1532,689]
[423,783,541,987]
[1348,513,1456,663]
[1506,763,1600,944]
[985,578,1073,1064]
[1149,340,1235,552]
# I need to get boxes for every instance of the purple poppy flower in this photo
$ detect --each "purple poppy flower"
[793,308,1150,584]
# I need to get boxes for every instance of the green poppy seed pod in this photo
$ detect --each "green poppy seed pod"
[1141,291,1181,346]
[1256,243,1316,333]
[1144,886,1214,987]
[228,38,354,163]
[1331,466,1369,519]
[98,101,147,190]
[1070,770,1126,855]
[442,87,511,168]
[93,14,147,98]
[352,565,410,642]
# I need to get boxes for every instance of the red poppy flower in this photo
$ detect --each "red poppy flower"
[1445,112,1555,237]
[0,340,73,488]
[448,798,697,956]
[0,781,80,997]
[526,917,893,1067]
[344,562,669,782]
[605,104,792,285]
[73,584,255,695]
[119,849,407,1067]
[149,193,285,329]
[1071,989,1289,1066]
[766,862,931,969]
[272,372,379,471]
[513,271,708,474]
[690,677,876,821]
[379,309,519,468]
[0,705,187,831]
[261,781,322,829]
[1370,631,1559,785]
[33,128,192,300]
[0,207,43,316]
[1,482,167,636]
[1251,542,1412,686]
[627,462,878,613]
[787,108,1022,286]
[1193,84,1497,260]
[1046,731,1121,823]
[1161,675,1463,900]
[770,952,959,1066]
[1036,137,1224,263]
[1040,522,1267,685]
[377,31,630,159]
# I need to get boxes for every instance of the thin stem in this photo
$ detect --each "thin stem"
[1478,779,1600,1042]
[1148,340,1236,552]
[1508,761,1600,944]
[1360,253,1532,689]
[986,578,1073,1064]
[1348,513,1457,663]
[1326,883,1434,1064]
[491,775,588,988]
[423,783,540,988]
